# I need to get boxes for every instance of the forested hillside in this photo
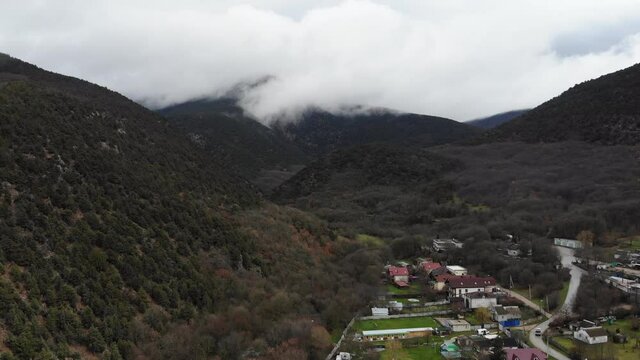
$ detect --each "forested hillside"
[272,108,480,156]
[483,62,640,144]
[0,54,381,359]
[274,140,640,303]
[160,99,308,190]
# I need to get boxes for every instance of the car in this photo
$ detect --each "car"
[534,328,542,336]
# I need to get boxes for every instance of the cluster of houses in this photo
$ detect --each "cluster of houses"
[613,249,640,265]
[440,332,545,360]
[605,276,640,295]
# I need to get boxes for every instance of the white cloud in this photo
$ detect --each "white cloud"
[1,0,640,122]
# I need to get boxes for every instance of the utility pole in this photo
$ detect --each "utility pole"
[546,295,549,313]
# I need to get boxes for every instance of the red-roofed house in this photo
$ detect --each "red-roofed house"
[446,276,497,297]
[505,348,547,360]
[387,266,409,286]
[419,261,441,275]
[433,274,457,291]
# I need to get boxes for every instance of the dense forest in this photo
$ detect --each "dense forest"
[0,54,382,359]
[483,62,640,144]
[160,98,308,191]
[273,140,640,303]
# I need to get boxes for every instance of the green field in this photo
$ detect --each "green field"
[619,236,640,250]
[603,319,637,333]
[552,336,575,352]
[386,283,423,295]
[381,344,441,360]
[354,316,438,331]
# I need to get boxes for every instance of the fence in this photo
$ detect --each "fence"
[359,309,453,321]
[325,315,357,360]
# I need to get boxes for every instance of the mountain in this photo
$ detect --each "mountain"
[272,108,480,156]
[159,99,308,190]
[482,63,640,144]
[160,100,479,191]
[467,109,528,129]
[273,143,461,238]
[0,54,379,359]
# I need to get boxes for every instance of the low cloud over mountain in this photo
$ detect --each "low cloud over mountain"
[3,0,640,122]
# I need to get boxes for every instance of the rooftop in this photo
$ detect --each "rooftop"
[494,305,521,316]
[388,266,409,276]
[362,327,433,336]
[446,265,467,271]
[421,262,441,271]
[446,275,496,288]
[505,348,547,360]
[446,319,471,326]
[463,291,497,299]
[583,326,607,338]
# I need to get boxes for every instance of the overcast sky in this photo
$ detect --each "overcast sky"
[2,0,640,122]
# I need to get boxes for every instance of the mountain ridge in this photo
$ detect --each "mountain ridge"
[480,63,640,144]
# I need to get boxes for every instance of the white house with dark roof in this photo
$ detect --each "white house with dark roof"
[574,326,608,344]
[446,276,497,297]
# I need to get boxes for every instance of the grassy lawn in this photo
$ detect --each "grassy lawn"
[354,316,438,331]
[552,336,576,352]
[386,283,423,295]
[602,318,639,335]
[381,344,441,360]
[618,235,640,250]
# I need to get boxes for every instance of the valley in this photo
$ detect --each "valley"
[1,50,640,360]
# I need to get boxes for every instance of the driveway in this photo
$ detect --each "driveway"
[527,246,587,360]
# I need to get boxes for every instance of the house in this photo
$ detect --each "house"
[433,238,464,252]
[387,266,409,286]
[419,261,442,275]
[371,307,389,317]
[430,266,449,278]
[606,276,640,294]
[335,352,351,360]
[457,335,519,356]
[445,319,471,332]
[463,292,498,309]
[360,327,433,341]
[492,305,522,329]
[447,276,497,298]
[505,348,547,360]
[568,319,596,332]
[433,274,456,291]
[574,326,608,344]
[553,238,584,249]
[446,265,468,276]
[440,340,462,359]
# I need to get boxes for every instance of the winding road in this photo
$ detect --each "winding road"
[526,246,587,360]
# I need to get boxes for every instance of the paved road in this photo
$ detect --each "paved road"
[528,246,587,360]
[501,288,551,318]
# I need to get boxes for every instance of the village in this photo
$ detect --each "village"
[330,238,640,360]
